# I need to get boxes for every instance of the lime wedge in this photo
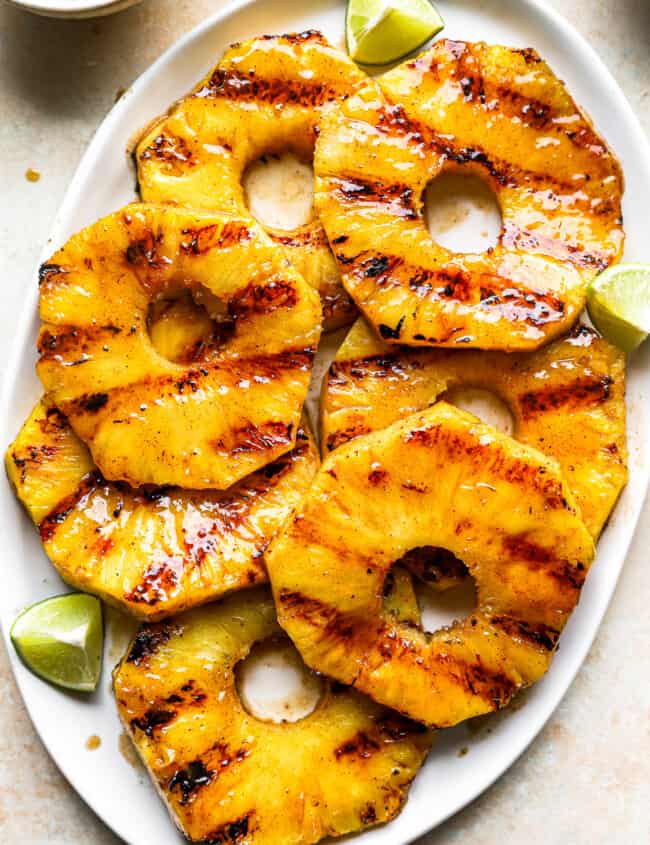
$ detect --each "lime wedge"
[10,594,103,692]
[346,0,444,66]
[587,263,650,354]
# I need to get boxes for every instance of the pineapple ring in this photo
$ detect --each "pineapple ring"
[6,399,319,620]
[322,319,627,541]
[314,40,624,350]
[36,203,322,490]
[113,588,432,844]
[136,30,369,331]
[267,403,595,728]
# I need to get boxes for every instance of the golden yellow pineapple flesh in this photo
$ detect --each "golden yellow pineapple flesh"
[267,403,595,728]
[36,203,321,490]
[314,40,624,350]
[137,31,369,330]
[322,319,627,540]
[6,399,318,620]
[113,588,432,844]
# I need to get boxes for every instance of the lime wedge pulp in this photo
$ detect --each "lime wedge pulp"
[587,263,650,354]
[346,0,444,66]
[10,593,103,692]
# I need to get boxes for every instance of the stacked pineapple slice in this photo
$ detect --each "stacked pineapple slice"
[7,28,629,845]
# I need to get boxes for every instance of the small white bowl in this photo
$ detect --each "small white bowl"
[6,0,143,18]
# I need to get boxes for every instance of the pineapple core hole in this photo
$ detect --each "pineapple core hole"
[236,638,324,724]
[441,387,514,436]
[424,172,501,254]
[147,289,233,364]
[243,151,315,231]
[416,578,477,634]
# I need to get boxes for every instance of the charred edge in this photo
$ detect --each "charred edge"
[261,29,326,44]
[11,443,58,483]
[519,375,613,419]
[39,470,103,542]
[378,316,405,340]
[126,622,178,666]
[334,731,381,760]
[168,759,214,806]
[197,67,339,107]
[229,280,298,319]
[400,546,469,585]
[450,656,518,708]
[179,222,252,254]
[204,813,253,844]
[331,176,418,220]
[326,423,372,451]
[125,560,181,606]
[376,712,429,741]
[491,615,560,652]
[139,132,196,165]
[130,708,176,737]
[278,590,356,640]
[501,223,611,272]
[38,263,67,286]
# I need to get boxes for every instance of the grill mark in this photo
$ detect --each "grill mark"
[503,533,586,590]
[271,227,329,249]
[328,354,414,383]
[410,40,615,161]
[139,132,196,166]
[261,29,326,45]
[278,589,356,641]
[490,615,560,652]
[39,470,103,541]
[326,422,372,451]
[501,222,610,272]
[38,324,123,360]
[373,102,608,197]
[229,280,298,319]
[212,421,293,456]
[130,708,176,737]
[179,222,253,254]
[124,558,182,606]
[360,804,377,825]
[204,813,254,844]
[330,176,418,220]
[378,316,405,340]
[196,67,341,107]
[337,249,566,329]
[10,443,59,482]
[403,423,572,510]
[334,731,381,760]
[59,348,315,418]
[519,375,612,419]
[168,759,214,805]
[433,652,518,709]
[125,228,168,271]
[126,622,179,666]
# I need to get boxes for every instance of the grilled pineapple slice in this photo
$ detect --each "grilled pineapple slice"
[314,40,623,350]
[6,399,318,619]
[322,319,627,540]
[36,204,321,489]
[113,588,432,843]
[267,403,595,728]
[137,31,369,330]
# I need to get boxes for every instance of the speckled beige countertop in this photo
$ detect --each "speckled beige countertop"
[1,1,649,843]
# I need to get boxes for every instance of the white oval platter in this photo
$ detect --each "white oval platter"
[1,1,649,844]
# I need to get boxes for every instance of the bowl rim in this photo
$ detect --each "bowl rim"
[8,0,140,14]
